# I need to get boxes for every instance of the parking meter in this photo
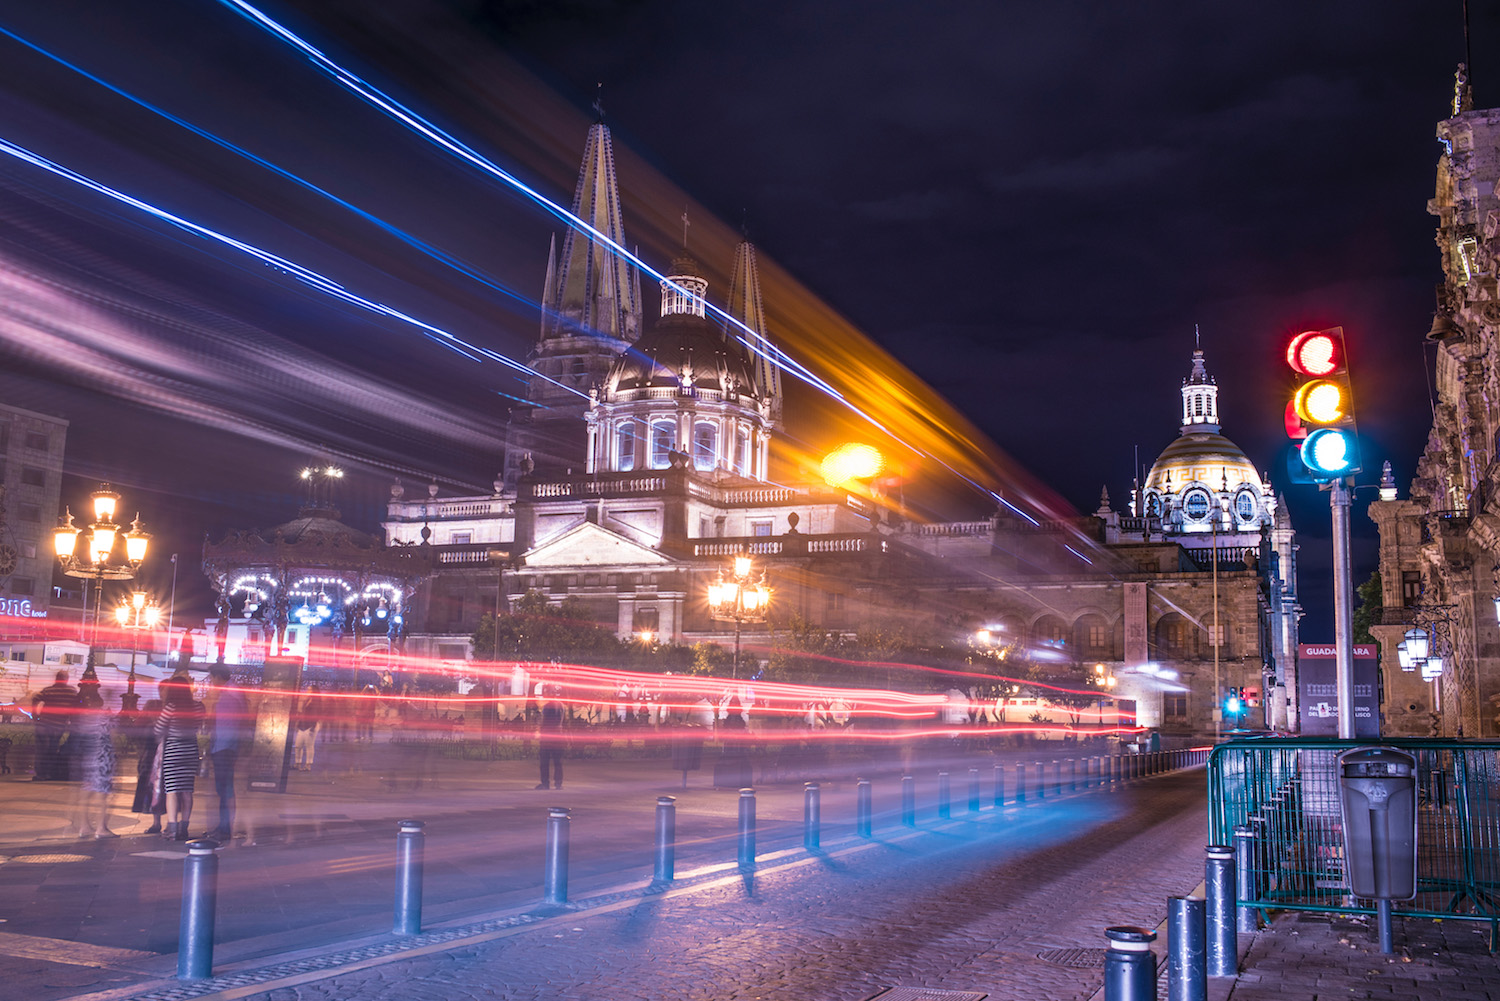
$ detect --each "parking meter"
[1337,746,1418,901]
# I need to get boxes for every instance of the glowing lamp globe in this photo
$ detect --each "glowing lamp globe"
[822,443,885,488]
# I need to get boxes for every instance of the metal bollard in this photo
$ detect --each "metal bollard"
[1035,761,1046,799]
[968,767,981,813]
[1053,759,1062,796]
[804,782,821,849]
[1205,843,1237,977]
[901,775,915,827]
[1103,925,1157,1001]
[1168,895,1207,1001]
[738,788,757,869]
[993,762,1005,807]
[1233,825,1258,935]
[856,779,872,838]
[654,796,676,882]
[544,807,570,904]
[393,820,425,935]
[938,771,951,819]
[1015,761,1027,802]
[177,839,219,980]
[1069,757,1078,792]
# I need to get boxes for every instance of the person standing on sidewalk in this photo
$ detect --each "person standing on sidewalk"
[294,684,323,771]
[70,673,118,838]
[536,695,564,790]
[154,676,205,841]
[205,669,251,841]
[31,670,77,781]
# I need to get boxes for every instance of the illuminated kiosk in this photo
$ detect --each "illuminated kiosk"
[202,487,433,686]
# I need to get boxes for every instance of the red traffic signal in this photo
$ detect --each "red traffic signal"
[1287,329,1341,377]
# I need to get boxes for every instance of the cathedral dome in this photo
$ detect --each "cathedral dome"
[604,311,761,400]
[1145,432,1264,495]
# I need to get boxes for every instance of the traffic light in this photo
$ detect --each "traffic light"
[1224,686,1244,718]
[1284,327,1361,481]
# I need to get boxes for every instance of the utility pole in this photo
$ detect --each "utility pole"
[1330,478,1356,738]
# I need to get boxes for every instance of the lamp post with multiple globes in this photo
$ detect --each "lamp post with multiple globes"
[706,553,771,679]
[53,484,151,673]
[114,590,161,710]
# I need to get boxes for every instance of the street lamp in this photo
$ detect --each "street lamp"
[706,552,771,679]
[114,589,161,709]
[54,483,151,672]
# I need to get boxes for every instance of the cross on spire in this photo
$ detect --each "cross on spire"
[592,82,605,122]
[681,206,691,249]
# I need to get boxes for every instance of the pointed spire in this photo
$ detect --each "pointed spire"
[540,233,558,339]
[727,238,781,423]
[543,120,640,346]
[1180,334,1221,434]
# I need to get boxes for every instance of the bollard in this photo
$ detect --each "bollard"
[1168,895,1206,1001]
[738,788,757,869]
[393,820,425,935]
[1205,844,1237,977]
[1103,925,1157,1001]
[804,782,821,849]
[1069,757,1078,792]
[1233,825,1258,935]
[177,839,220,980]
[1053,759,1063,797]
[968,767,981,813]
[901,775,916,827]
[654,796,676,882]
[993,762,1005,807]
[938,771,951,819]
[1015,761,1027,803]
[856,779,872,838]
[1035,761,1046,799]
[544,807,571,904]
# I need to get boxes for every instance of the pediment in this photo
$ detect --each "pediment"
[522,521,673,568]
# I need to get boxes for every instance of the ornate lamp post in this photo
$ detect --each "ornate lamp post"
[54,483,151,672]
[114,589,161,709]
[706,553,771,679]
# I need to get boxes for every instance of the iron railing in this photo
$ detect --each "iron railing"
[1208,737,1500,925]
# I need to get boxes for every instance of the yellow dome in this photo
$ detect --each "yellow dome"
[1145,431,1263,494]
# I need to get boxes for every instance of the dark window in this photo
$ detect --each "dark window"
[636,607,659,632]
[24,431,48,451]
[1401,571,1423,607]
[451,532,471,545]
[17,503,40,523]
[8,577,34,596]
[20,467,44,487]
[650,422,674,468]
[1165,694,1188,717]
[751,520,773,537]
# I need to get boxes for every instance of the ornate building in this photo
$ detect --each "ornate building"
[378,117,1301,737]
[1369,68,1500,738]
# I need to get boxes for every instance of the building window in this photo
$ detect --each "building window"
[451,532,472,545]
[1209,623,1225,648]
[24,431,48,451]
[751,519,773,537]
[650,421,674,468]
[1182,489,1211,521]
[1235,491,1255,522]
[19,541,35,559]
[1401,571,1422,607]
[693,423,717,471]
[1165,694,1188,717]
[739,428,752,475]
[8,577,33,596]
[20,467,45,488]
[616,423,636,471]
[699,516,711,537]
[1089,624,1107,648]
[17,503,40,523]
[636,606,659,632]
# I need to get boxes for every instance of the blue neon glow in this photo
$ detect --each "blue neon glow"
[1300,428,1359,478]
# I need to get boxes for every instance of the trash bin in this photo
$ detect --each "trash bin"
[1337,746,1417,901]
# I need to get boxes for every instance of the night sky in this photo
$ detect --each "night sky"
[0,0,1492,631]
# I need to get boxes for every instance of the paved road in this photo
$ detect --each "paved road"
[0,741,1208,1001]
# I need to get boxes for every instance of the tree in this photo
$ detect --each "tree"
[472,590,623,662]
[1352,570,1382,646]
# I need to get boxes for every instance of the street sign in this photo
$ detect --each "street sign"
[1297,644,1379,736]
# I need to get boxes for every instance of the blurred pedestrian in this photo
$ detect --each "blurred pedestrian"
[536,695,564,790]
[155,676,206,841]
[205,669,251,841]
[355,685,377,742]
[70,675,118,838]
[129,696,166,834]
[31,670,77,781]
[294,684,322,770]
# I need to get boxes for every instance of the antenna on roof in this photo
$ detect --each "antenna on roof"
[592,83,605,122]
[681,206,691,249]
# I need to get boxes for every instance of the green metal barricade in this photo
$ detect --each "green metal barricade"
[1208,737,1500,926]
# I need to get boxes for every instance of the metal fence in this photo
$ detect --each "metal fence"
[1208,737,1500,923]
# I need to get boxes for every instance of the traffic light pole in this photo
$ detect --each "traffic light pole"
[1331,477,1356,739]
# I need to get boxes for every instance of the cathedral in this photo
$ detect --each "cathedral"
[375,115,1302,737]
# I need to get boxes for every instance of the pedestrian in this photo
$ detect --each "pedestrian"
[31,670,77,781]
[154,676,206,841]
[354,685,377,742]
[536,695,564,790]
[129,696,166,834]
[294,684,322,770]
[70,675,118,838]
[205,669,251,841]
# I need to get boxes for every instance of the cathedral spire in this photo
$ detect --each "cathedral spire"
[1180,338,1220,434]
[542,120,641,347]
[726,238,782,423]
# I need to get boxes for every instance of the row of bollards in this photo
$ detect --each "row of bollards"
[175,748,1209,981]
[1103,840,1241,1001]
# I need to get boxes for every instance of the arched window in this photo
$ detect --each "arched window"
[616,422,636,472]
[650,421,674,469]
[1075,614,1113,659]
[738,426,752,475]
[693,423,717,471]
[1183,489,1211,521]
[1194,397,1204,417]
[1155,613,1198,659]
[1033,615,1068,650]
[1235,490,1256,522]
